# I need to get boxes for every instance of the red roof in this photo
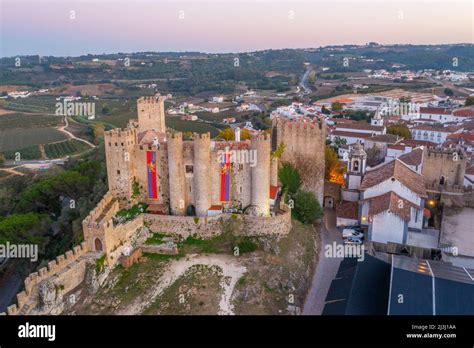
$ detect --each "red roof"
[419,107,452,115]
[453,108,474,117]
[269,185,279,200]
[360,159,427,197]
[209,205,223,211]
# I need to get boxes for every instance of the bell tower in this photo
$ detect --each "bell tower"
[347,142,367,190]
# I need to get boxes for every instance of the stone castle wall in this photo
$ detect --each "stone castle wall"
[273,117,326,204]
[422,147,467,187]
[2,242,90,315]
[144,206,292,239]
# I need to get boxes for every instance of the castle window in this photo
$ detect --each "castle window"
[115,142,118,146]
[185,165,194,174]
[121,142,124,146]
[239,164,243,171]
[439,176,446,185]
[140,146,143,150]
[108,142,111,146]
[189,185,192,193]
[240,186,242,193]
[117,170,121,175]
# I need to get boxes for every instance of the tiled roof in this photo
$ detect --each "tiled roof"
[419,107,452,115]
[453,108,474,117]
[366,134,400,144]
[336,200,359,220]
[398,148,423,167]
[360,159,427,197]
[363,191,420,221]
[402,139,437,148]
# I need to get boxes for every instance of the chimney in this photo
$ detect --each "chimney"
[235,127,241,142]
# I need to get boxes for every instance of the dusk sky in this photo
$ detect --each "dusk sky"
[0,0,472,57]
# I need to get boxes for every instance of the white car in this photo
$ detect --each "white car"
[342,229,364,239]
[344,237,363,245]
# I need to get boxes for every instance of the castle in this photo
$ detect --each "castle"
[103,95,326,218]
[3,95,326,315]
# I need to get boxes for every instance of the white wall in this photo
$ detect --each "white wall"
[411,129,450,144]
[370,211,405,244]
[336,217,358,227]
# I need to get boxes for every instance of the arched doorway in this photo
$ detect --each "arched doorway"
[94,238,103,252]
[186,205,196,216]
[324,196,335,209]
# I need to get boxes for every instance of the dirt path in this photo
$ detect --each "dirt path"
[57,116,96,148]
[119,254,246,315]
[0,166,25,176]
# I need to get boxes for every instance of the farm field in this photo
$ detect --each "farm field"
[0,127,67,152]
[165,117,221,137]
[0,112,61,129]
[44,139,92,158]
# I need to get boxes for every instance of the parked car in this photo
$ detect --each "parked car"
[344,237,363,245]
[346,225,363,232]
[342,229,364,239]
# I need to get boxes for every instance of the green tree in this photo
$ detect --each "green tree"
[278,162,301,197]
[387,123,411,139]
[444,88,454,96]
[0,153,5,167]
[331,102,343,112]
[333,137,347,148]
[0,213,50,245]
[293,190,323,224]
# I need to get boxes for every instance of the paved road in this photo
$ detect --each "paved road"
[303,208,343,315]
[299,67,313,95]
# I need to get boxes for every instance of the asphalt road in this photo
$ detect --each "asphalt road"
[303,208,343,315]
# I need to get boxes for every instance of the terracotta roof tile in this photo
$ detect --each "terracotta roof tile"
[398,148,423,167]
[360,159,427,197]
[336,200,359,220]
[363,191,420,221]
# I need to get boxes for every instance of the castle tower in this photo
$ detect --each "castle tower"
[251,133,271,216]
[272,116,326,204]
[104,128,137,201]
[137,95,166,133]
[167,132,186,215]
[193,133,211,217]
[422,147,466,187]
[371,108,384,126]
[347,142,367,190]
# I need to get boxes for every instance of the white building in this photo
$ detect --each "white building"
[359,159,428,245]
[411,124,463,144]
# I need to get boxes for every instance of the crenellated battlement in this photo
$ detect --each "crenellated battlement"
[168,132,183,140]
[137,95,165,104]
[426,146,464,160]
[104,128,137,142]
[193,132,211,141]
[3,241,90,315]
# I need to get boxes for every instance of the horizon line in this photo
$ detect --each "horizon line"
[2,42,473,59]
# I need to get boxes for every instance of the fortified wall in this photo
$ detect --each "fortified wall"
[272,117,326,204]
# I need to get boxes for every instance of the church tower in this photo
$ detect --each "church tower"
[347,142,367,190]
[371,108,384,126]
